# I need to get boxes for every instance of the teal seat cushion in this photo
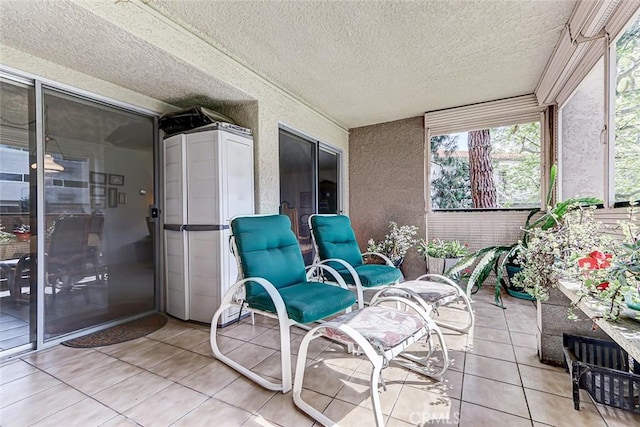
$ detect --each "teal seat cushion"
[337,264,402,288]
[231,215,307,299]
[246,282,356,323]
[311,215,364,269]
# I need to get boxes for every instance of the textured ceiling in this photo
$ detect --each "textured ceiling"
[0,0,254,108]
[0,0,576,129]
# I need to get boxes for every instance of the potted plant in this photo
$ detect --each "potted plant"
[562,206,640,321]
[367,221,418,267]
[417,239,469,274]
[448,164,601,306]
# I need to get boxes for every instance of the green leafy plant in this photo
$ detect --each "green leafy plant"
[367,222,418,266]
[564,205,640,321]
[448,164,601,307]
[0,224,16,244]
[417,239,469,259]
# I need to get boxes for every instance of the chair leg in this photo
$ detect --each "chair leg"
[433,291,475,333]
[369,362,385,427]
[293,328,338,426]
[210,281,293,393]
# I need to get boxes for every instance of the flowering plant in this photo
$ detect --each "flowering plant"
[367,222,418,266]
[514,206,612,301]
[417,239,469,259]
[0,224,16,243]
[567,206,640,321]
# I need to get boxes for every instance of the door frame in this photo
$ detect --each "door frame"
[277,123,344,215]
[0,65,161,356]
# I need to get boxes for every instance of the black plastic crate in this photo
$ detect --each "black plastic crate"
[563,333,640,413]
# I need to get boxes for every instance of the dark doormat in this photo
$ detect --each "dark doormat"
[61,313,167,348]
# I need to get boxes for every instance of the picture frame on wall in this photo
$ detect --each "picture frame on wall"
[108,187,118,208]
[118,192,127,205]
[90,172,106,185]
[109,174,125,186]
[300,191,311,208]
[90,185,106,197]
[91,198,106,209]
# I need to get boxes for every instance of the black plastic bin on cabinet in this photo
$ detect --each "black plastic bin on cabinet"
[562,333,640,413]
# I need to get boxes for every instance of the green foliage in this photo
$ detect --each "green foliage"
[447,164,603,307]
[515,207,612,301]
[430,123,541,209]
[417,239,469,259]
[615,15,640,202]
[430,135,471,209]
[367,222,418,265]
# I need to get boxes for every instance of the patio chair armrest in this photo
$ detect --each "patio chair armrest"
[308,258,365,309]
[309,258,362,288]
[361,251,395,267]
[415,273,466,295]
[305,263,349,290]
[221,277,290,325]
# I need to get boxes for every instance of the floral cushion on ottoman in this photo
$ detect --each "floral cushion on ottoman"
[318,306,426,352]
[402,281,458,304]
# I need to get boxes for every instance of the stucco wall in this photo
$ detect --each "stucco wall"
[349,117,426,279]
[560,59,605,201]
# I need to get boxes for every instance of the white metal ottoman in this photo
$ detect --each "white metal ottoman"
[292,295,449,427]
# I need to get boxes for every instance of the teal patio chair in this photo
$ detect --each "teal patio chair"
[309,214,474,332]
[209,214,356,393]
[308,214,402,309]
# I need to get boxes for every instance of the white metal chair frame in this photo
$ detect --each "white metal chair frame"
[293,292,450,427]
[210,216,353,394]
[308,214,474,333]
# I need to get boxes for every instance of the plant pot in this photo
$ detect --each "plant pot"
[427,256,461,275]
[505,263,535,301]
[625,290,640,311]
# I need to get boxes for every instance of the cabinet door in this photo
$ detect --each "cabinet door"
[165,229,189,320]
[186,131,223,225]
[163,134,187,225]
[222,132,255,221]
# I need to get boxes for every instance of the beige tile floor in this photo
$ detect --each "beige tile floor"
[2,286,640,426]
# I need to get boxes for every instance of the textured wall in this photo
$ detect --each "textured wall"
[560,60,605,200]
[349,117,426,279]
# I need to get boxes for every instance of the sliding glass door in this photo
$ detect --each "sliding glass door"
[42,88,156,340]
[278,127,341,264]
[0,77,36,352]
[0,72,157,354]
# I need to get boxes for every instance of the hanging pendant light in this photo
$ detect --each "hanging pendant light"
[31,134,65,173]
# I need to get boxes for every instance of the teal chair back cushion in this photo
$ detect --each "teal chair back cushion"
[311,215,364,269]
[231,215,307,298]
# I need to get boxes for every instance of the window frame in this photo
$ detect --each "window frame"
[425,95,546,213]
[608,11,640,207]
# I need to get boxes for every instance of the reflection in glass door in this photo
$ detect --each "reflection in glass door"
[42,88,155,340]
[279,128,341,265]
[318,149,339,214]
[0,78,36,352]
[279,129,316,264]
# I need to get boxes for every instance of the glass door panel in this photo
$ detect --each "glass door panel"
[0,78,36,351]
[279,129,316,264]
[42,88,155,340]
[318,149,339,214]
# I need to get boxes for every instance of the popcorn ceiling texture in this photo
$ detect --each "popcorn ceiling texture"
[151,0,575,128]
